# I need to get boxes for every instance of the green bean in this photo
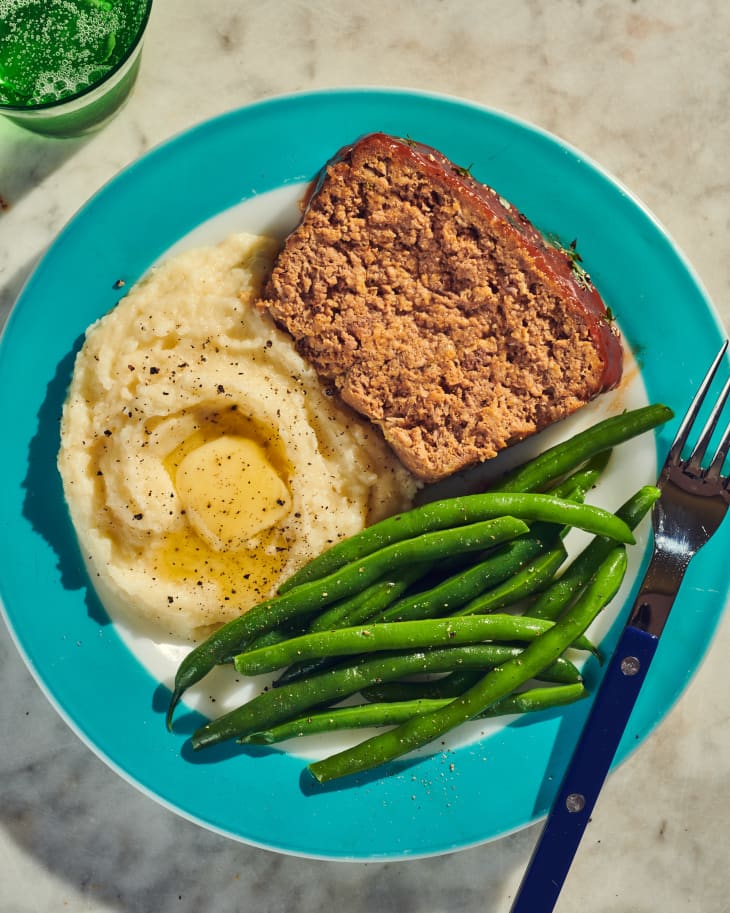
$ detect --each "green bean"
[261,566,433,685]
[271,655,336,688]
[306,563,431,633]
[275,518,570,687]
[240,683,588,745]
[265,454,610,671]
[308,546,627,783]
[278,452,610,601]
[244,573,425,657]
[492,404,673,493]
[372,475,592,628]
[374,537,546,624]
[547,449,612,499]
[167,515,528,727]
[360,671,485,702]
[240,616,320,655]
[233,614,595,677]
[277,490,635,594]
[191,643,582,750]
[270,527,572,687]
[528,485,660,621]
[271,539,551,689]
[370,465,600,628]
[452,543,568,616]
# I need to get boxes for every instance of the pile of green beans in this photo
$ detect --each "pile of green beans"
[309,547,628,783]
[241,683,588,745]
[167,403,672,783]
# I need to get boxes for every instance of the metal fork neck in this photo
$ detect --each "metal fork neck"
[628,545,692,637]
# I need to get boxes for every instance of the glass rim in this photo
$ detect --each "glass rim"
[0,0,154,115]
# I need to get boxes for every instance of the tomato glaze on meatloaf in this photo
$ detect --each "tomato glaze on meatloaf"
[259,132,623,482]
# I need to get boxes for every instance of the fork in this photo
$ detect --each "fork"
[510,340,730,913]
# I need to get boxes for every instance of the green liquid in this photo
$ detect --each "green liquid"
[0,0,148,108]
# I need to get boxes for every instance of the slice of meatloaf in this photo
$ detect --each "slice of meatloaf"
[259,132,623,482]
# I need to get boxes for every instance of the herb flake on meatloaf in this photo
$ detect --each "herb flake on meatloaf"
[258,132,623,482]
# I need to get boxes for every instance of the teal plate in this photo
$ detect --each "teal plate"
[1,88,728,860]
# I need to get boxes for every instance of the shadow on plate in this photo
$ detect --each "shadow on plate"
[21,335,110,626]
[177,728,273,766]
[297,751,428,796]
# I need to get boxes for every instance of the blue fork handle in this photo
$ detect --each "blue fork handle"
[509,623,658,913]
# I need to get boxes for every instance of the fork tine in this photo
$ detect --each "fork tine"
[706,401,730,482]
[687,374,730,475]
[667,341,729,465]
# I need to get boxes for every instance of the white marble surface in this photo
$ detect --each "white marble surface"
[1,1,729,911]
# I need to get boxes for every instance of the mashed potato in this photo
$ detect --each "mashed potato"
[58,234,418,640]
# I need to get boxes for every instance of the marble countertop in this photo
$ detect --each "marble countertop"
[1,1,729,911]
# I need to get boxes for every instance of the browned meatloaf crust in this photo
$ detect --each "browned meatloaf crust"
[260,132,623,482]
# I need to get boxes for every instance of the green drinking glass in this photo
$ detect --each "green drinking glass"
[0,0,153,137]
